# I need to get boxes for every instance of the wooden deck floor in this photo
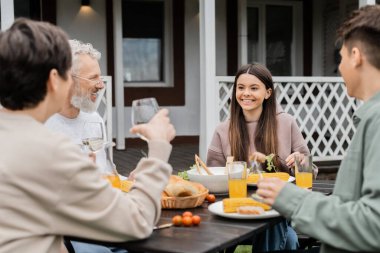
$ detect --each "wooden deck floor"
[113,143,340,180]
[113,143,198,177]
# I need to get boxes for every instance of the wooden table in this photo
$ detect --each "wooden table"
[312,180,335,195]
[67,180,334,253]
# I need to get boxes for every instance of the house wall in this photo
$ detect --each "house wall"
[56,0,203,138]
[56,0,108,76]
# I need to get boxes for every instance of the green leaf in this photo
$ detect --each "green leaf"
[177,170,189,180]
[265,153,277,172]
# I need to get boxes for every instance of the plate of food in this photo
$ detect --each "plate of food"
[208,200,280,219]
[247,172,295,186]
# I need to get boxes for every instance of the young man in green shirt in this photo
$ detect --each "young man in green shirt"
[257,5,380,253]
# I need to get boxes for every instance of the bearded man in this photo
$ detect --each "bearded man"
[46,40,108,169]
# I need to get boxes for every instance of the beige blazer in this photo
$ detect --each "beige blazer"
[0,112,172,253]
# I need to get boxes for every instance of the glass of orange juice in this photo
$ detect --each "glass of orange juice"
[227,161,247,198]
[101,145,121,189]
[295,154,313,189]
[102,173,121,188]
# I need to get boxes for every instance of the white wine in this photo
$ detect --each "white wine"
[82,138,104,151]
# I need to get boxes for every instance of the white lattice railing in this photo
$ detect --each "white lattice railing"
[215,76,361,162]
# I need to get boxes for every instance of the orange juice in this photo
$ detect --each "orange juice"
[103,174,121,189]
[228,179,247,198]
[296,172,312,189]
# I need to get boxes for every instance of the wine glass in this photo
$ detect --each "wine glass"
[81,122,105,152]
[131,97,159,141]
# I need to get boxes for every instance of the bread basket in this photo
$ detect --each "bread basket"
[161,188,209,209]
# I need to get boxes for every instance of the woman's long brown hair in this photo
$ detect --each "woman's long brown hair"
[229,63,281,170]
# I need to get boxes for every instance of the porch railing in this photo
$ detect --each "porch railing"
[215,76,361,162]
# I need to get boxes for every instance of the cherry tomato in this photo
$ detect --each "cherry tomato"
[182,216,193,227]
[206,194,216,203]
[182,211,193,218]
[172,215,182,226]
[192,215,201,225]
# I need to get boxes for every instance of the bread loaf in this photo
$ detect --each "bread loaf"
[163,175,207,197]
[237,206,265,215]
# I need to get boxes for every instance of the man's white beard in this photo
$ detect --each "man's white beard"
[71,94,97,113]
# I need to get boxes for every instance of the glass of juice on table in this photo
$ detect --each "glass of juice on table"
[102,145,121,189]
[227,161,247,198]
[295,154,313,189]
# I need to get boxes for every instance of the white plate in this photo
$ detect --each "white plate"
[247,176,295,186]
[208,201,280,219]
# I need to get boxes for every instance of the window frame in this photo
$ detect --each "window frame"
[122,0,173,87]
[110,0,185,106]
[244,0,303,76]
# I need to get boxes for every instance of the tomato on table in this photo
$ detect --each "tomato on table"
[192,215,201,225]
[182,211,193,217]
[182,216,193,227]
[172,215,182,226]
[206,194,216,203]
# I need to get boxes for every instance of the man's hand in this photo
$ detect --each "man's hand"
[130,108,176,142]
[256,178,286,206]
[88,152,96,163]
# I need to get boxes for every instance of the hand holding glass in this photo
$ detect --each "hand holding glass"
[295,154,313,189]
[227,161,247,198]
[131,97,159,142]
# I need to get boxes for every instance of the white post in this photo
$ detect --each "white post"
[199,0,217,160]
[312,0,324,76]
[359,0,376,7]
[1,0,14,31]
[237,0,247,66]
[113,0,126,150]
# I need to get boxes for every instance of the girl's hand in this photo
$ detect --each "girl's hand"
[249,151,266,163]
[285,152,301,168]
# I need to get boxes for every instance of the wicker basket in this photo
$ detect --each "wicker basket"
[161,188,209,209]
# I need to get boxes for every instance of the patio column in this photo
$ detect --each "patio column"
[113,0,126,150]
[359,0,376,7]
[1,0,14,31]
[199,0,217,160]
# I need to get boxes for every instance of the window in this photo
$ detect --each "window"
[245,1,303,76]
[110,0,184,105]
[122,0,173,87]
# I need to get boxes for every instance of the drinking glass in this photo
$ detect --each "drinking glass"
[295,154,313,189]
[250,161,265,202]
[131,97,159,141]
[227,161,247,198]
[81,122,105,152]
[102,145,121,189]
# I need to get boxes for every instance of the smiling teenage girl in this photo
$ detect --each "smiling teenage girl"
[206,63,311,251]
[207,63,310,172]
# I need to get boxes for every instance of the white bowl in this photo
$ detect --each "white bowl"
[187,167,228,194]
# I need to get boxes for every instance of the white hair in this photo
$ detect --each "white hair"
[69,39,101,75]
[69,39,101,112]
